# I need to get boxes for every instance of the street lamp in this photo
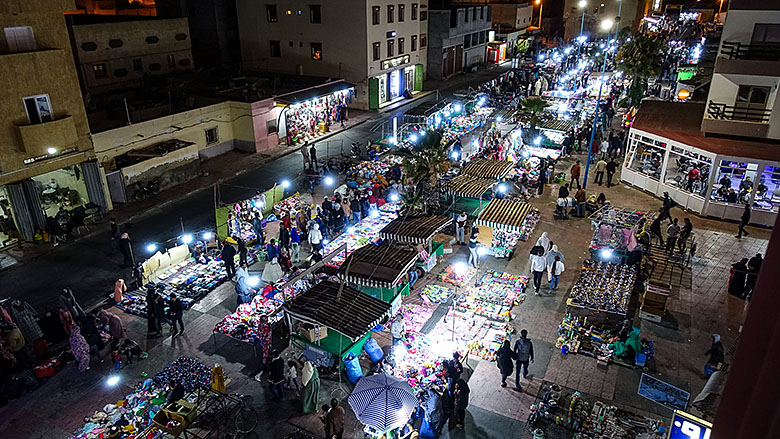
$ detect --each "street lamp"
[575,1,587,74]
[615,0,623,39]
[582,17,620,190]
[536,0,543,29]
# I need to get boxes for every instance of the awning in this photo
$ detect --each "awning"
[284,280,391,342]
[540,119,574,132]
[461,158,514,179]
[275,80,355,106]
[475,199,533,232]
[379,215,453,245]
[340,241,418,289]
[444,174,496,198]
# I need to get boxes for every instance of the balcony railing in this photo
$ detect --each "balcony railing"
[707,101,771,123]
[720,41,780,61]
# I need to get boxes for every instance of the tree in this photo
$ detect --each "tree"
[517,97,550,133]
[396,130,451,214]
[615,34,667,106]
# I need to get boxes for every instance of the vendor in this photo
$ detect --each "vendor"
[166,378,185,403]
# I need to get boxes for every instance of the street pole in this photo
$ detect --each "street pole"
[576,2,586,62]
[615,0,623,39]
[537,0,543,29]
[582,21,616,190]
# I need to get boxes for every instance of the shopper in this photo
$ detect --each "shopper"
[455,211,467,245]
[278,225,290,250]
[309,143,318,170]
[267,350,285,402]
[666,218,681,254]
[513,329,534,390]
[300,143,310,170]
[548,255,565,293]
[168,294,184,336]
[594,159,607,186]
[301,361,320,413]
[221,240,237,279]
[570,160,581,189]
[605,158,618,188]
[265,238,279,262]
[496,340,514,387]
[327,398,346,439]
[735,203,751,238]
[109,218,120,253]
[146,291,160,337]
[290,226,301,263]
[97,309,126,341]
[728,258,749,299]
[454,378,470,429]
[745,253,763,298]
[152,294,167,335]
[574,187,587,218]
[237,238,248,266]
[468,233,480,267]
[438,388,454,433]
[678,218,693,253]
[285,360,300,391]
[529,247,546,296]
[704,334,724,377]
[350,197,361,224]
[535,231,551,255]
[391,315,405,346]
[119,232,134,268]
[69,325,91,372]
[308,223,323,251]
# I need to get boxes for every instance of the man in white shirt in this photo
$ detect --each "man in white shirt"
[529,251,547,296]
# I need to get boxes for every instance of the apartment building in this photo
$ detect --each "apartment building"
[427,1,493,79]
[236,1,428,109]
[0,0,108,247]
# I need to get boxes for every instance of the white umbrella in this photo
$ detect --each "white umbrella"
[347,373,418,431]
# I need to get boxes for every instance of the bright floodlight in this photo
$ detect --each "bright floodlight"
[564,47,573,54]
[601,18,614,30]
[281,180,291,189]
[247,276,260,287]
[394,344,408,362]
[370,210,380,219]
[420,131,426,137]
[390,193,400,202]
[253,200,264,209]
[534,136,542,145]
[47,147,57,155]
[347,227,357,234]
[202,231,214,240]
[538,53,545,61]
[600,249,613,260]
[390,137,398,145]
[577,35,588,43]
[451,151,458,158]
[106,375,120,387]
[522,150,530,158]
[453,262,468,275]
[410,134,418,142]
[472,139,480,148]
[578,0,586,7]
[146,243,157,252]
[324,176,334,186]
[181,234,193,244]
[454,104,462,112]
[496,116,503,122]
[322,239,330,245]
[498,184,507,193]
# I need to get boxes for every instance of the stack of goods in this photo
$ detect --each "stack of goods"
[322,207,399,267]
[214,293,284,342]
[455,271,527,321]
[518,208,541,241]
[555,314,612,362]
[346,161,392,180]
[491,228,522,256]
[386,331,449,392]
[116,293,147,317]
[438,264,478,286]
[422,284,454,303]
[228,195,267,241]
[71,357,211,439]
[273,194,303,217]
[568,261,637,315]
[398,303,436,333]
[467,323,513,361]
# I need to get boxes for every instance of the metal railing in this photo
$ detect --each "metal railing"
[720,41,780,61]
[707,101,772,123]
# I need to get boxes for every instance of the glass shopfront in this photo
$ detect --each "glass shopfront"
[0,186,20,248]
[280,88,353,145]
[754,165,780,213]
[710,160,759,205]
[663,146,712,197]
[32,165,90,218]
[625,134,666,180]
[374,61,418,107]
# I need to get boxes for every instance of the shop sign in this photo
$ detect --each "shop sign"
[668,410,712,439]
[382,55,410,70]
[677,88,691,100]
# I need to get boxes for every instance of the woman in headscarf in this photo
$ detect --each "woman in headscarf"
[300,361,320,414]
[69,325,92,372]
[262,258,284,284]
[728,258,749,299]
[535,232,551,255]
[454,378,470,429]
[496,340,514,388]
[97,309,126,341]
[59,288,86,319]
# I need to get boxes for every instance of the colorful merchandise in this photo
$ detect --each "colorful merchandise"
[568,261,637,315]
[421,284,454,303]
[438,264,478,286]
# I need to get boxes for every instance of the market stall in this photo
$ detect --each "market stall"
[461,157,514,180]
[340,240,418,302]
[277,80,355,146]
[588,206,651,261]
[474,199,540,258]
[321,203,400,268]
[379,215,453,270]
[566,260,638,325]
[215,185,286,242]
[443,174,497,201]
[555,314,655,368]
[285,279,392,370]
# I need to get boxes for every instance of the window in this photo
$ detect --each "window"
[167,55,175,68]
[387,39,394,57]
[175,33,188,41]
[132,58,143,71]
[266,119,278,134]
[479,31,486,44]
[486,6,491,21]
[398,37,405,54]
[411,35,417,51]
[80,42,97,51]
[372,6,381,25]
[464,8,469,22]
[464,34,471,49]
[286,9,292,15]
[269,40,281,57]
[711,160,760,205]
[663,146,712,196]
[108,38,123,48]
[188,6,196,17]
[22,94,53,125]
[93,63,107,78]
[267,5,278,22]
[626,135,666,180]
[450,10,458,28]
[4,26,35,52]
[145,36,159,44]
[289,41,294,47]
[387,5,394,23]
[411,3,418,20]
[310,5,322,23]
[205,127,219,145]
[420,34,427,48]
[472,32,479,45]
[755,165,780,212]
[311,42,322,60]
[751,23,780,43]
[373,42,381,61]
[398,4,405,22]
[480,6,484,20]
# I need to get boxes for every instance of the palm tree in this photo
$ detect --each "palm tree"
[517,96,550,134]
[615,34,667,106]
[396,130,451,214]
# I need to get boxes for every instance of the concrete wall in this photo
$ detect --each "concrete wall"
[427,6,490,79]
[71,18,194,95]
[720,10,780,44]
[492,3,532,31]
[0,0,94,186]
[707,73,780,138]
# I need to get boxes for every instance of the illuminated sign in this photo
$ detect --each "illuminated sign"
[668,411,712,439]
[677,88,691,100]
[389,69,402,98]
[677,66,697,82]
[381,55,410,70]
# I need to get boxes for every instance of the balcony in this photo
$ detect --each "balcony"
[15,115,79,157]
[715,41,780,75]
[701,101,771,138]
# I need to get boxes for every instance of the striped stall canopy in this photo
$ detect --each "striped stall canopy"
[348,373,418,432]
[379,215,453,245]
[444,174,496,198]
[461,158,514,179]
[340,241,418,289]
[475,199,532,232]
[284,280,391,341]
[540,119,575,132]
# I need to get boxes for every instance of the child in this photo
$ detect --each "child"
[111,341,122,371]
[285,360,299,391]
[120,338,144,364]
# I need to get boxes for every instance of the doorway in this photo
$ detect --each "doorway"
[734,85,771,121]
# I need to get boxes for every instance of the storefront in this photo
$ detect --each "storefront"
[486,41,507,64]
[623,101,780,226]
[369,56,424,109]
[276,80,355,146]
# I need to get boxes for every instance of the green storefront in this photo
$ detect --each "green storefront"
[369,57,424,109]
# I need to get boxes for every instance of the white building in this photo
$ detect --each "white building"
[236,0,429,109]
[427,2,493,79]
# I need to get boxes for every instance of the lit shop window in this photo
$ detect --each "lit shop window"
[311,42,323,60]
[626,136,665,180]
[663,146,711,197]
[753,165,780,213]
[710,160,759,205]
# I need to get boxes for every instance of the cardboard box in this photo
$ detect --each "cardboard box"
[300,324,328,343]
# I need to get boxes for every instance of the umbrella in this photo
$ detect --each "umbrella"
[347,373,418,431]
